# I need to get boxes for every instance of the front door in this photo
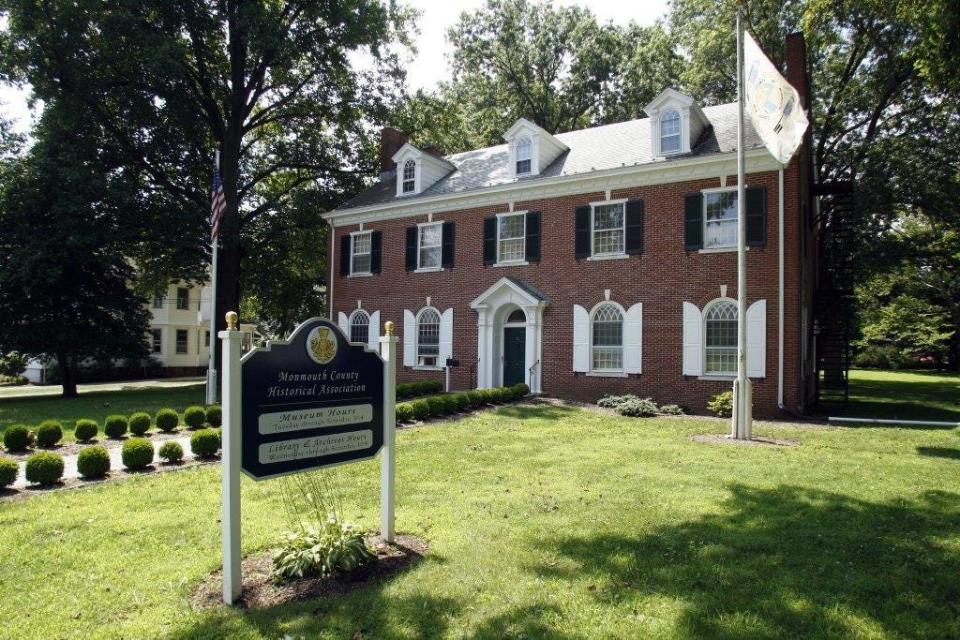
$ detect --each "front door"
[503,327,526,387]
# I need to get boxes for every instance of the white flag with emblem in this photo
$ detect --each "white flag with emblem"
[743,31,809,165]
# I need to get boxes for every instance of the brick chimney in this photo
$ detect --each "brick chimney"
[379,127,409,175]
[785,32,809,108]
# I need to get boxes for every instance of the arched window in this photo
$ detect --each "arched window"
[591,303,623,371]
[402,159,416,193]
[704,300,737,374]
[660,109,681,154]
[506,308,526,324]
[515,136,532,175]
[349,310,369,345]
[416,308,441,367]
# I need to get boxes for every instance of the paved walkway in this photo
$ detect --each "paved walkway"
[0,377,205,400]
[12,434,196,489]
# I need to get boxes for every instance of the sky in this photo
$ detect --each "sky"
[0,0,670,134]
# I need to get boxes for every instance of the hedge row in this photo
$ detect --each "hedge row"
[396,383,529,423]
[396,380,443,400]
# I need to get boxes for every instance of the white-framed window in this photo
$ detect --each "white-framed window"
[350,231,372,275]
[515,136,532,175]
[497,212,526,263]
[660,108,681,155]
[349,310,370,344]
[402,159,416,194]
[704,188,738,249]
[152,295,164,309]
[591,303,624,371]
[175,329,188,354]
[591,202,625,257]
[150,329,162,353]
[704,299,738,375]
[418,222,443,269]
[176,287,190,310]
[416,307,441,367]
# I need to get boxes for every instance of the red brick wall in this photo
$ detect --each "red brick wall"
[332,163,808,417]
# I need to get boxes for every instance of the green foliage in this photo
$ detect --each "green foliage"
[708,391,734,418]
[271,516,374,583]
[425,396,447,418]
[183,406,206,429]
[616,398,659,418]
[440,394,459,413]
[0,456,17,487]
[395,403,414,423]
[73,419,98,442]
[154,408,179,433]
[103,415,128,439]
[205,405,222,428]
[128,412,152,436]
[597,394,639,409]
[511,383,530,399]
[466,390,486,408]
[409,400,430,421]
[190,429,221,459]
[121,438,154,471]
[453,393,471,411]
[658,404,686,416]
[76,446,110,479]
[3,425,32,452]
[0,351,28,378]
[158,441,184,464]
[397,380,443,399]
[854,344,913,370]
[24,452,64,486]
[34,420,63,448]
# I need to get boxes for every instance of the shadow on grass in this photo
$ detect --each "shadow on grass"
[531,484,960,639]
[917,446,960,461]
[837,369,960,425]
[495,403,580,421]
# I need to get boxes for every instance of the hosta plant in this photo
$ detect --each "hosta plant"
[271,515,373,583]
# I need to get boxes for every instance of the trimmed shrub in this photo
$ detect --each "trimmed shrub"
[480,388,498,405]
[410,399,430,421]
[191,429,221,459]
[129,412,152,436]
[466,390,486,408]
[183,405,207,429]
[708,391,734,418]
[74,419,98,442]
[453,392,471,411]
[205,405,222,427]
[511,383,530,399]
[425,395,447,418]
[440,394,459,413]
[155,408,179,433]
[616,398,659,418]
[121,438,154,470]
[395,403,414,423]
[597,394,638,409]
[35,420,63,448]
[3,425,32,452]
[420,380,443,395]
[659,404,685,416]
[77,446,110,479]
[492,387,512,404]
[104,414,128,439]
[158,440,184,463]
[25,452,64,486]
[0,457,17,487]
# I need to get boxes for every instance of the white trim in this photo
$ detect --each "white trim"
[589,197,628,206]
[588,300,627,374]
[492,260,529,268]
[586,371,628,378]
[586,254,629,262]
[589,200,627,259]
[703,297,739,376]
[347,308,371,344]
[697,246,749,255]
[701,186,741,251]
[416,221,443,271]
[414,306,443,368]
[349,230,372,276]
[495,210,527,265]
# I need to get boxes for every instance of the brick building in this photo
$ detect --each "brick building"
[323,35,816,417]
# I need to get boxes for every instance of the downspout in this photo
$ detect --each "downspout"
[328,222,335,321]
[777,168,785,409]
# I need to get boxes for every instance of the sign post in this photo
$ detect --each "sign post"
[380,322,397,543]
[220,311,242,605]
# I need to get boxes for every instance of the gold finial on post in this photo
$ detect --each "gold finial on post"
[225,311,238,331]
[384,321,394,336]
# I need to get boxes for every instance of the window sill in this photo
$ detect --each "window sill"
[412,365,443,371]
[698,246,750,254]
[586,371,628,378]
[414,267,444,274]
[587,253,628,262]
[347,272,373,278]
[493,260,529,268]
[698,375,736,381]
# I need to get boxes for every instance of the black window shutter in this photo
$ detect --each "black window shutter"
[483,217,497,266]
[746,186,767,247]
[340,235,351,276]
[405,227,418,271]
[625,200,644,255]
[370,231,382,273]
[525,211,542,262]
[574,205,591,259]
[684,193,703,250]
[441,221,455,268]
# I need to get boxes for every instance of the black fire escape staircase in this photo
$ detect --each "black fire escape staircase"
[813,181,856,407]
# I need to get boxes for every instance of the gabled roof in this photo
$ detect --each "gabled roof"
[336,102,764,212]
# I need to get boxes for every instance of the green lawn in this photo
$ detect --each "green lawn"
[1,404,959,639]
[843,368,960,423]
[0,384,207,440]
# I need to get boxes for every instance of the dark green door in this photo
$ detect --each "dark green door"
[503,327,526,387]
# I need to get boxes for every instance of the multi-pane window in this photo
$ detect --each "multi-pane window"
[516,136,532,175]
[176,329,188,354]
[402,160,416,193]
[498,213,526,262]
[660,109,681,154]
[152,295,164,309]
[592,203,625,256]
[176,287,190,310]
[350,310,370,344]
[416,308,441,367]
[150,329,162,353]
[351,232,372,274]
[418,223,443,269]
[705,300,738,374]
[592,304,623,371]
[704,190,738,249]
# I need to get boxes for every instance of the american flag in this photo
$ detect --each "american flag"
[210,168,226,240]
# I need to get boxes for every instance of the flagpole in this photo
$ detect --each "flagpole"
[206,151,220,405]
[733,1,752,439]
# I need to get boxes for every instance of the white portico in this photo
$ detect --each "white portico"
[470,277,548,393]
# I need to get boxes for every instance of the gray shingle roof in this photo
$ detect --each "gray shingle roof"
[338,102,763,211]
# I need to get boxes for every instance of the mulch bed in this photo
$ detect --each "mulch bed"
[191,534,429,610]
[2,430,195,462]
[690,434,799,447]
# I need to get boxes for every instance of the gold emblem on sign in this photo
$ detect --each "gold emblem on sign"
[307,326,337,364]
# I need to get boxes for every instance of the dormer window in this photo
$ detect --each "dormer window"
[660,109,681,155]
[515,136,532,175]
[402,160,416,193]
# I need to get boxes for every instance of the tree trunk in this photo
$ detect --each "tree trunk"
[58,352,78,398]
